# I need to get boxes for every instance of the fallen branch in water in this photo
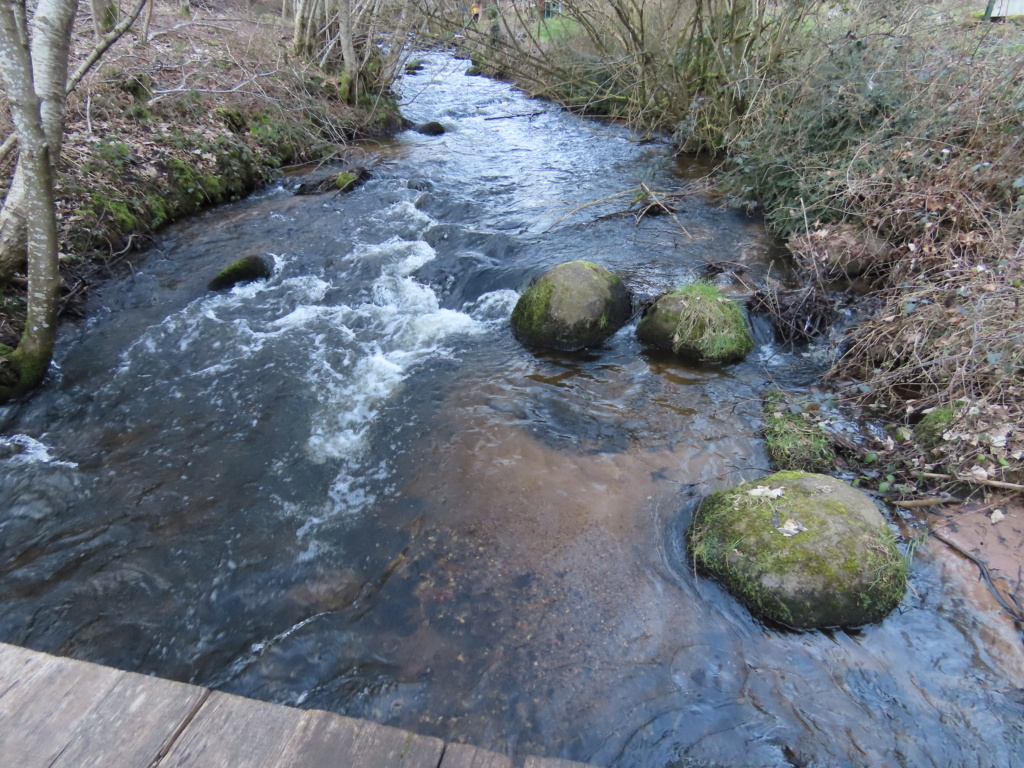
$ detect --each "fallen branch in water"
[929,529,1024,629]
[893,497,961,508]
[484,112,544,120]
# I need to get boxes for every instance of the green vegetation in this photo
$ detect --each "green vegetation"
[763,392,837,473]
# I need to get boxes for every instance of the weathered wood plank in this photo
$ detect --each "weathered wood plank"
[293,709,445,767]
[439,742,513,768]
[523,757,594,768]
[50,671,208,768]
[160,690,446,767]
[0,644,125,767]
[157,691,312,767]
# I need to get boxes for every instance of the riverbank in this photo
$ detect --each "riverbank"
[0,1,401,349]
[466,1,1024,494]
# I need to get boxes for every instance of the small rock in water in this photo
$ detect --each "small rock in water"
[991,509,1006,523]
[208,255,273,291]
[416,121,446,136]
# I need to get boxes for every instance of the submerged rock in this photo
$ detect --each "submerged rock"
[511,261,631,351]
[416,121,447,136]
[637,282,753,363]
[208,255,273,291]
[688,471,906,629]
[292,167,369,196]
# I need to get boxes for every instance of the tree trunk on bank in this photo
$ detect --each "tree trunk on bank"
[0,0,78,286]
[0,0,65,397]
[90,0,117,36]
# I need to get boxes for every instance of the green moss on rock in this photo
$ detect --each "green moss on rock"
[208,255,273,291]
[688,470,906,629]
[637,282,753,363]
[763,392,837,472]
[336,171,359,192]
[511,260,631,351]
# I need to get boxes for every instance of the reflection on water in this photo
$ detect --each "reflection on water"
[1,54,1022,768]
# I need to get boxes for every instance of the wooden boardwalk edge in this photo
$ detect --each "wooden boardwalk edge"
[0,642,595,768]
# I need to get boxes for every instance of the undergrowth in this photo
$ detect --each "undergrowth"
[719,3,1024,484]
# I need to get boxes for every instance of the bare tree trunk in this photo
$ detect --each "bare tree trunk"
[90,0,117,36]
[0,0,64,397]
[338,0,360,102]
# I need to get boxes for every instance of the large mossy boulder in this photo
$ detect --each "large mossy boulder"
[511,261,631,351]
[637,282,753,363]
[208,255,273,291]
[688,471,906,629]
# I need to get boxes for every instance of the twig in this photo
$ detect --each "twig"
[920,471,1024,493]
[930,529,1024,628]
[483,111,545,120]
[894,497,960,508]
[66,0,150,96]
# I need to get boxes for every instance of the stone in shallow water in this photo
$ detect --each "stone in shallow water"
[208,255,273,291]
[688,470,906,629]
[510,260,631,351]
[637,282,753,363]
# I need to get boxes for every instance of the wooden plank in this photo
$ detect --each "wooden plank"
[522,757,594,768]
[50,671,208,768]
[160,691,446,768]
[439,742,513,768]
[293,709,445,767]
[157,691,313,768]
[0,644,125,768]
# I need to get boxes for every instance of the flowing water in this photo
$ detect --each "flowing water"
[2,55,1023,767]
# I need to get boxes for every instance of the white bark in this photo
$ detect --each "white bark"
[0,0,78,283]
[0,0,62,390]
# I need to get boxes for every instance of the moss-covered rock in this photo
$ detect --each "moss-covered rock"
[415,121,446,136]
[511,261,631,351]
[465,66,484,76]
[405,59,425,74]
[689,471,906,629]
[637,282,753,363]
[208,255,273,291]
[763,392,837,472]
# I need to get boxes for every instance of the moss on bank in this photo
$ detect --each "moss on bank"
[763,392,837,473]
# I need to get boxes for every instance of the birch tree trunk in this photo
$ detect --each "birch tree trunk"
[0,0,64,397]
[0,0,78,285]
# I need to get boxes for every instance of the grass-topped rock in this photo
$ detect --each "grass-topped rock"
[688,471,906,629]
[511,261,631,351]
[208,255,273,291]
[637,282,753,363]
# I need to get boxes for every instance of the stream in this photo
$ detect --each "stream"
[1,54,1023,767]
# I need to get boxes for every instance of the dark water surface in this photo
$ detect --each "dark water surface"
[2,55,1022,767]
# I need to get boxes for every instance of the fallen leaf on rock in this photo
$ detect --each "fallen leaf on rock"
[777,518,806,537]
[749,486,786,499]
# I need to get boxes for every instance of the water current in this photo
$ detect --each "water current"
[2,54,1023,767]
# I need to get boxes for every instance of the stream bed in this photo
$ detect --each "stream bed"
[1,54,1023,767]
